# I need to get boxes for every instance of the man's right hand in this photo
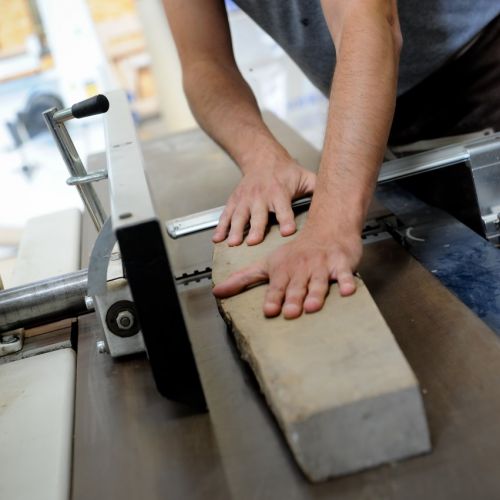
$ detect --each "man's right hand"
[212,159,316,247]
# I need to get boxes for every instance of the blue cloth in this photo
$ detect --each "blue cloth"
[232,0,500,96]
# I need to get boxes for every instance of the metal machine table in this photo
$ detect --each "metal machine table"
[72,116,500,499]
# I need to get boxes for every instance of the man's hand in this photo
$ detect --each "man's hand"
[167,0,401,318]
[213,226,362,319]
[212,160,316,247]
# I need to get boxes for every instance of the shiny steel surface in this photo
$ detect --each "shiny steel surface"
[66,170,108,186]
[53,107,74,123]
[43,107,107,231]
[166,197,312,239]
[0,270,89,333]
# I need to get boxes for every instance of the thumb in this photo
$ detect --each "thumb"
[213,260,268,298]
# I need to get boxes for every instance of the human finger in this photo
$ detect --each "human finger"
[212,261,268,298]
[282,272,309,319]
[303,272,330,313]
[272,193,296,237]
[335,268,357,297]
[263,271,290,318]
[246,201,268,246]
[213,205,234,243]
[227,206,250,246]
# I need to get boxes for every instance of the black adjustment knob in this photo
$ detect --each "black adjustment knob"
[71,94,110,119]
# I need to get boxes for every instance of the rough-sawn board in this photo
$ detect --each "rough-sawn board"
[212,212,431,481]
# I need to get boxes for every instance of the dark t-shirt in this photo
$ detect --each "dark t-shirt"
[232,0,500,96]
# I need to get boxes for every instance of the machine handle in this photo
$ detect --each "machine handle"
[71,94,110,119]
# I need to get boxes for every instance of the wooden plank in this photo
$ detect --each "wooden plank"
[24,318,76,338]
[9,208,81,288]
[212,212,431,481]
[192,238,500,498]
[0,226,22,246]
[0,257,16,289]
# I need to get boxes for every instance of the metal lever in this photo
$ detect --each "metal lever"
[43,94,110,232]
[52,94,110,123]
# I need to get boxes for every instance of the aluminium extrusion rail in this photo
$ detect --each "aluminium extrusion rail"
[166,132,500,239]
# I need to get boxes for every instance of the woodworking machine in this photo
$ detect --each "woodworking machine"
[1,90,500,406]
[2,90,500,499]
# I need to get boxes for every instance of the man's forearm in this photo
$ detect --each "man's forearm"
[183,60,291,173]
[309,1,402,235]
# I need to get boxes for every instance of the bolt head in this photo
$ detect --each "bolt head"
[84,296,94,311]
[96,340,107,353]
[116,310,135,330]
[1,335,18,345]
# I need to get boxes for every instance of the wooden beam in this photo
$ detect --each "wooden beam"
[212,212,430,481]
[9,208,81,288]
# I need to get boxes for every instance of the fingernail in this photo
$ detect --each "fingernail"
[246,234,259,245]
[304,298,321,312]
[340,283,356,296]
[281,224,296,235]
[283,303,301,318]
[264,302,280,317]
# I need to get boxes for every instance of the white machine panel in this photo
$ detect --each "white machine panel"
[0,349,75,500]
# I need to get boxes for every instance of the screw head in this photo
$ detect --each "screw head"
[96,340,107,353]
[116,310,135,330]
[1,335,18,345]
[84,296,94,311]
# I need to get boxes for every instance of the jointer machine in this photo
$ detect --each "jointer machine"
[1,90,500,498]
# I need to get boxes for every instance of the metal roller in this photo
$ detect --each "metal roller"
[0,270,90,333]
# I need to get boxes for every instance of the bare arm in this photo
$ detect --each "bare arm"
[311,0,402,246]
[214,0,402,318]
[163,0,315,245]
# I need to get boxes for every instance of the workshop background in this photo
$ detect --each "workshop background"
[0,0,328,283]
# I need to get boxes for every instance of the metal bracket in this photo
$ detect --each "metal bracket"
[67,169,108,186]
[465,135,500,244]
[87,217,145,357]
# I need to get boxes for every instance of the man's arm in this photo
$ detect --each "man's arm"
[163,0,315,246]
[213,0,402,318]
[312,0,402,243]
